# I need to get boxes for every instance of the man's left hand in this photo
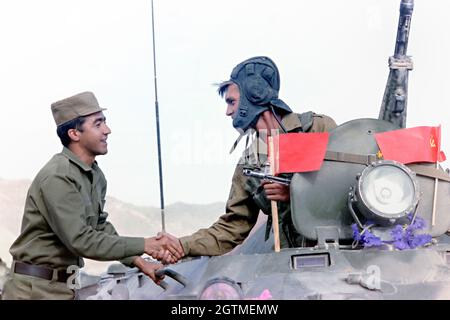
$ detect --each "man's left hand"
[133,257,165,285]
[262,181,290,202]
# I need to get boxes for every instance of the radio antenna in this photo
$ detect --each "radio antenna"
[151,0,166,232]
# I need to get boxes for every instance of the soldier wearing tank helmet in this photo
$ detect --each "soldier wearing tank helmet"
[161,56,337,257]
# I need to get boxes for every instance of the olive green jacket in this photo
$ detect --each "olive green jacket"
[180,112,337,256]
[9,147,144,270]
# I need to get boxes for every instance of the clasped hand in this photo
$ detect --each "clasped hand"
[144,232,184,264]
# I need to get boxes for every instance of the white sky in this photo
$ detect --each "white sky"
[0,0,449,208]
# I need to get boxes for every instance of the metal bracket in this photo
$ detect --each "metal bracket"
[389,56,413,70]
[315,226,340,250]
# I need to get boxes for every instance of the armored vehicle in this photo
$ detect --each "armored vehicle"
[79,0,450,300]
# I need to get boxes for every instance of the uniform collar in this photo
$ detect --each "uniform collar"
[280,112,302,132]
[61,147,98,172]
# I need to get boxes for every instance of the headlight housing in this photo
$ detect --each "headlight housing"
[354,160,419,225]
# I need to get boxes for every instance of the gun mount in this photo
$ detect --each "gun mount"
[378,0,414,128]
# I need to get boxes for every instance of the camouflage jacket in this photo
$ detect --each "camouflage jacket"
[180,112,337,256]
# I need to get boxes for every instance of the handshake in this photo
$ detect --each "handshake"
[144,232,185,265]
[133,232,184,284]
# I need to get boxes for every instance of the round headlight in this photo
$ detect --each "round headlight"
[355,160,419,224]
[199,277,243,300]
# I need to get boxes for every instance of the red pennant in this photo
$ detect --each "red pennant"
[375,126,446,164]
[272,132,329,174]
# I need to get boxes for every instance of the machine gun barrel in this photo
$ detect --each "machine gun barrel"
[394,0,414,58]
[378,0,414,128]
[243,168,291,186]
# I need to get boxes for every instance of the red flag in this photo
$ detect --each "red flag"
[374,126,446,164]
[272,132,329,174]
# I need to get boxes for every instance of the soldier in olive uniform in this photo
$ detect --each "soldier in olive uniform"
[162,57,337,258]
[2,92,183,300]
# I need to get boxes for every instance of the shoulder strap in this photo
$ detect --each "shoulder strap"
[295,111,314,132]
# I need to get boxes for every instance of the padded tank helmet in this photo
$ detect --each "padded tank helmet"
[229,56,292,132]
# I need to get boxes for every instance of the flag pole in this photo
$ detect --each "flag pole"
[431,125,441,227]
[431,162,439,226]
[268,135,281,252]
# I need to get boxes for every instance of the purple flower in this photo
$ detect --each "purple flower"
[388,215,432,250]
[362,232,383,247]
[390,225,404,241]
[352,214,432,250]
[351,224,383,247]
[393,240,410,250]
[407,214,427,230]
[351,224,361,241]
[410,234,432,249]
[411,217,426,230]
